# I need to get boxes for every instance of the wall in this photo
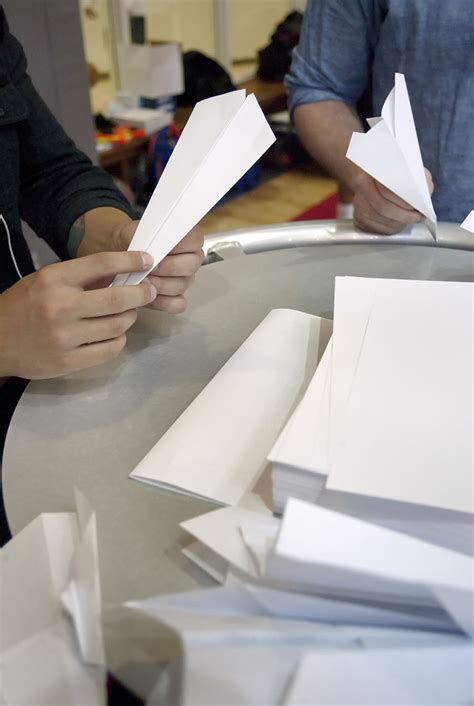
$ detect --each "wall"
[146,0,216,55]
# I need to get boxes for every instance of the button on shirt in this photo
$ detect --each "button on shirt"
[285,0,474,223]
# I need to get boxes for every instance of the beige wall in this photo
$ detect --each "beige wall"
[146,0,216,55]
[79,0,118,114]
[229,0,292,61]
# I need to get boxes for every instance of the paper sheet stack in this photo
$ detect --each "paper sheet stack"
[269,276,474,522]
[114,89,275,286]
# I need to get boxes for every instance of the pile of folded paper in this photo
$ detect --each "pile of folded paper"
[121,494,473,705]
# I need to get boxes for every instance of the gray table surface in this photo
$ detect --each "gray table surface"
[4,239,474,606]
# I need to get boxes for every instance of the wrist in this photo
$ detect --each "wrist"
[0,296,15,376]
[76,208,133,257]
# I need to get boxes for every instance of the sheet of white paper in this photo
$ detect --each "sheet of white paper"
[130,309,332,506]
[328,276,377,461]
[1,622,105,706]
[266,499,473,612]
[284,644,474,706]
[327,278,473,515]
[121,92,275,286]
[180,506,280,580]
[346,73,437,236]
[460,210,474,233]
[269,337,332,476]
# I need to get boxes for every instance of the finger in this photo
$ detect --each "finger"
[54,251,154,287]
[424,168,434,195]
[357,173,421,221]
[374,181,419,211]
[168,227,205,255]
[354,211,405,236]
[370,192,423,224]
[359,182,422,224]
[148,274,195,297]
[154,252,203,277]
[60,335,128,374]
[70,309,138,346]
[78,281,157,317]
[147,294,187,314]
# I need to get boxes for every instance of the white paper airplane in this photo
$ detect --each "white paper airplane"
[114,90,275,286]
[460,210,474,233]
[346,73,437,239]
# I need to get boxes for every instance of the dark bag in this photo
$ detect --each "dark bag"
[177,51,236,106]
[257,11,303,82]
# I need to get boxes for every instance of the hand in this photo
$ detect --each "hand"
[116,223,204,313]
[0,251,156,379]
[353,169,434,235]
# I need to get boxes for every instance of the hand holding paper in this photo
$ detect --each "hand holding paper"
[347,73,437,238]
[114,90,275,286]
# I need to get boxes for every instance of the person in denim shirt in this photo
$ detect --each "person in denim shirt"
[285,0,474,234]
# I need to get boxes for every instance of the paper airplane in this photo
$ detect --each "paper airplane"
[460,210,474,233]
[0,490,105,705]
[346,73,437,238]
[114,90,275,286]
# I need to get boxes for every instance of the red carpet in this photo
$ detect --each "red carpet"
[292,192,338,221]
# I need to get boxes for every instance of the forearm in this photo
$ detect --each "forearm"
[74,207,133,258]
[293,100,364,194]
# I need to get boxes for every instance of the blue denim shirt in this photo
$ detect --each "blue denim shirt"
[285,0,474,223]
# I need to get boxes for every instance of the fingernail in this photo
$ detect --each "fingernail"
[142,252,154,268]
[149,284,157,299]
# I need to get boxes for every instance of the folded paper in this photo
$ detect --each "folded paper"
[0,491,105,705]
[114,90,275,286]
[130,309,332,506]
[346,73,437,237]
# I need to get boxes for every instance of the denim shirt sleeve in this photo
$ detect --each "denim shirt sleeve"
[9,37,135,260]
[285,0,381,114]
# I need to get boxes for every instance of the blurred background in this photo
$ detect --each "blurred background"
[3,0,336,246]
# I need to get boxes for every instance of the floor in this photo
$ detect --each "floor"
[199,169,337,236]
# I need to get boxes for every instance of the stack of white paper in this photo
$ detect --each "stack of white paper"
[130,309,332,507]
[269,339,332,513]
[268,276,474,526]
[114,90,275,286]
[346,73,437,238]
[326,277,473,516]
[0,491,105,705]
[265,498,474,634]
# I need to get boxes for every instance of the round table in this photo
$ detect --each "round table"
[4,223,474,605]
